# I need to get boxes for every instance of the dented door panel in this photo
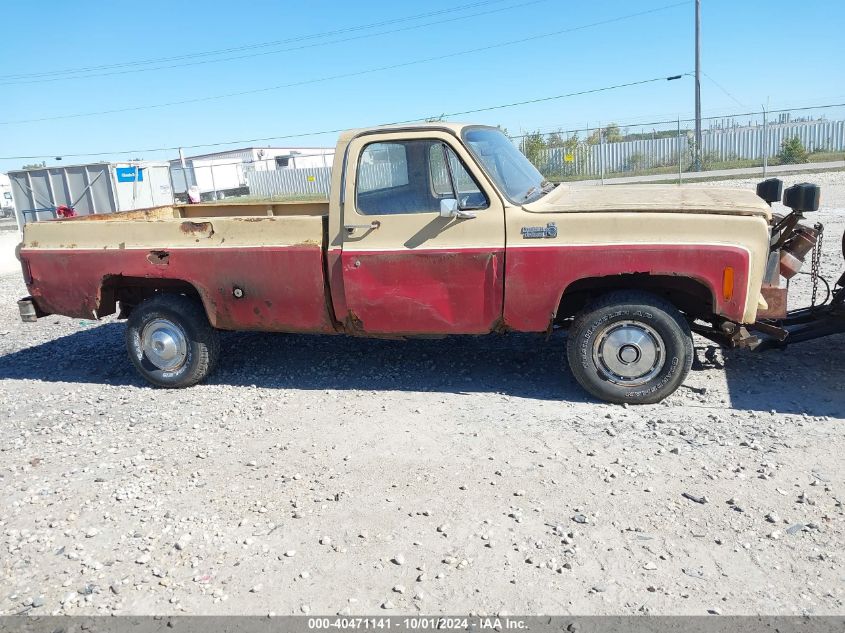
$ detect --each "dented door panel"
[340,247,504,334]
[339,131,506,335]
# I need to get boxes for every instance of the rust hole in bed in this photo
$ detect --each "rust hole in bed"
[180,221,215,238]
[147,250,170,266]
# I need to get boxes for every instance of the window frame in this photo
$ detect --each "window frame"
[355,137,489,217]
[427,142,489,211]
[355,141,410,199]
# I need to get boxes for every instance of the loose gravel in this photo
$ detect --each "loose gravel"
[0,174,843,616]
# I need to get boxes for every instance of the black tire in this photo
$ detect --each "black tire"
[125,294,219,388]
[566,291,693,404]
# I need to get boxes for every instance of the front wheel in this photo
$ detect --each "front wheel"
[566,291,693,404]
[125,294,219,388]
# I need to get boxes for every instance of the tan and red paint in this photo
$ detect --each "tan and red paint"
[21,239,748,336]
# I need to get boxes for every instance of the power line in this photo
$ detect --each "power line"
[701,71,745,108]
[0,0,514,81]
[0,75,684,160]
[438,77,679,117]
[0,1,691,126]
[0,0,547,86]
[512,101,845,138]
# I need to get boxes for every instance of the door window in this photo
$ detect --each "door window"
[428,144,488,210]
[356,139,488,215]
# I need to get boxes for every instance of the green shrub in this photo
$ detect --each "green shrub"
[625,153,646,172]
[776,136,809,164]
[521,131,547,169]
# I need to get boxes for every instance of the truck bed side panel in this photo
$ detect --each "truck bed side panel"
[20,214,335,333]
[22,246,335,332]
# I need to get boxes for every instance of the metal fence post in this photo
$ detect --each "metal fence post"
[677,117,682,185]
[167,166,177,203]
[599,126,605,185]
[762,107,768,178]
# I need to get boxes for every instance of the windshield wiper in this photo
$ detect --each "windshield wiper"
[524,181,555,201]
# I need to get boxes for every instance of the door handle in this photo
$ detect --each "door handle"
[344,220,381,234]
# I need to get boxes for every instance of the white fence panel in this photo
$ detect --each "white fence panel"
[245,163,412,198]
[246,167,332,198]
[529,117,845,178]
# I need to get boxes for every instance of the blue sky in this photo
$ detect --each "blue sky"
[1,0,843,171]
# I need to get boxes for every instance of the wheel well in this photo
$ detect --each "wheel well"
[99,276,204,319]
[556,274,715,322]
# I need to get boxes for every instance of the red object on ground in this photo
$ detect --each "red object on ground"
[55,205,76,218]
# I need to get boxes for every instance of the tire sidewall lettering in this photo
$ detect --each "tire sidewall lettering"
[575,305,681,398]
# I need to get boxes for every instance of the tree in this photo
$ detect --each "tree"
[520,131,547,168]
[586,122,623,145]
[604,123,623,143]
[546,131,567,148]
[21,161,46,170]
[776,136,809,165]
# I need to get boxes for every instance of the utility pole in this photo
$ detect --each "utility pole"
[694,0,702,171]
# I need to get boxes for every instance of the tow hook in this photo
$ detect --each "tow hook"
[730,325,762,350]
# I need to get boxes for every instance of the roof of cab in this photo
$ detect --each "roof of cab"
[337,122,487,143]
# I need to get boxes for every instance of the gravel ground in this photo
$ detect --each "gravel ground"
[0,174,843,617]
[0,218,19,275]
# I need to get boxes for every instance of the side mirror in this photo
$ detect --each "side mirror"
[440,198,458,218]
[439,198,477,220]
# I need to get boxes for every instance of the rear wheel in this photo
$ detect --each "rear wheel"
[566,291,693,404]
[125,294,219,388]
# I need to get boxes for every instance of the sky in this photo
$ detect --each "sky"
[1,0,843,172]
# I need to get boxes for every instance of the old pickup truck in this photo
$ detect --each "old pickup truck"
[15,123,831,403]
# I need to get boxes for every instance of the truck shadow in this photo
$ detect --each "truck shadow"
[0,322,589,402]
[0,322,842,414]
[716,334,845,417]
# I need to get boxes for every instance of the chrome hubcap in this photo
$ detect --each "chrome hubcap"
[141,319,187,371]
[592,320,665,386]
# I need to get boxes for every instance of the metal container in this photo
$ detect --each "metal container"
[8,162,174,228]
[17,297,38,322]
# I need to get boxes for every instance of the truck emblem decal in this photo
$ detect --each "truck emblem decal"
[521,222,558,239]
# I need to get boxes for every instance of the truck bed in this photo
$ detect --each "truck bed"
[19,200,337,333]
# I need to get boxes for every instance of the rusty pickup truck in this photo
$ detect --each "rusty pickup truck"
[15,123,828,403]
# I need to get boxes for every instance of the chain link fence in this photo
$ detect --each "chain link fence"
[168,104,845,202]
[518,104,845,184]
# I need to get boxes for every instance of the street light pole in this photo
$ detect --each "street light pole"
[694,0,702,171]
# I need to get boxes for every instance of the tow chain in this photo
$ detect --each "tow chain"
[810,222,824,307]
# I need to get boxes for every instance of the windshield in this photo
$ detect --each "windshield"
[462,127,546,203]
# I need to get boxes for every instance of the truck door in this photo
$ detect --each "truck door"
[340,131,505,335]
